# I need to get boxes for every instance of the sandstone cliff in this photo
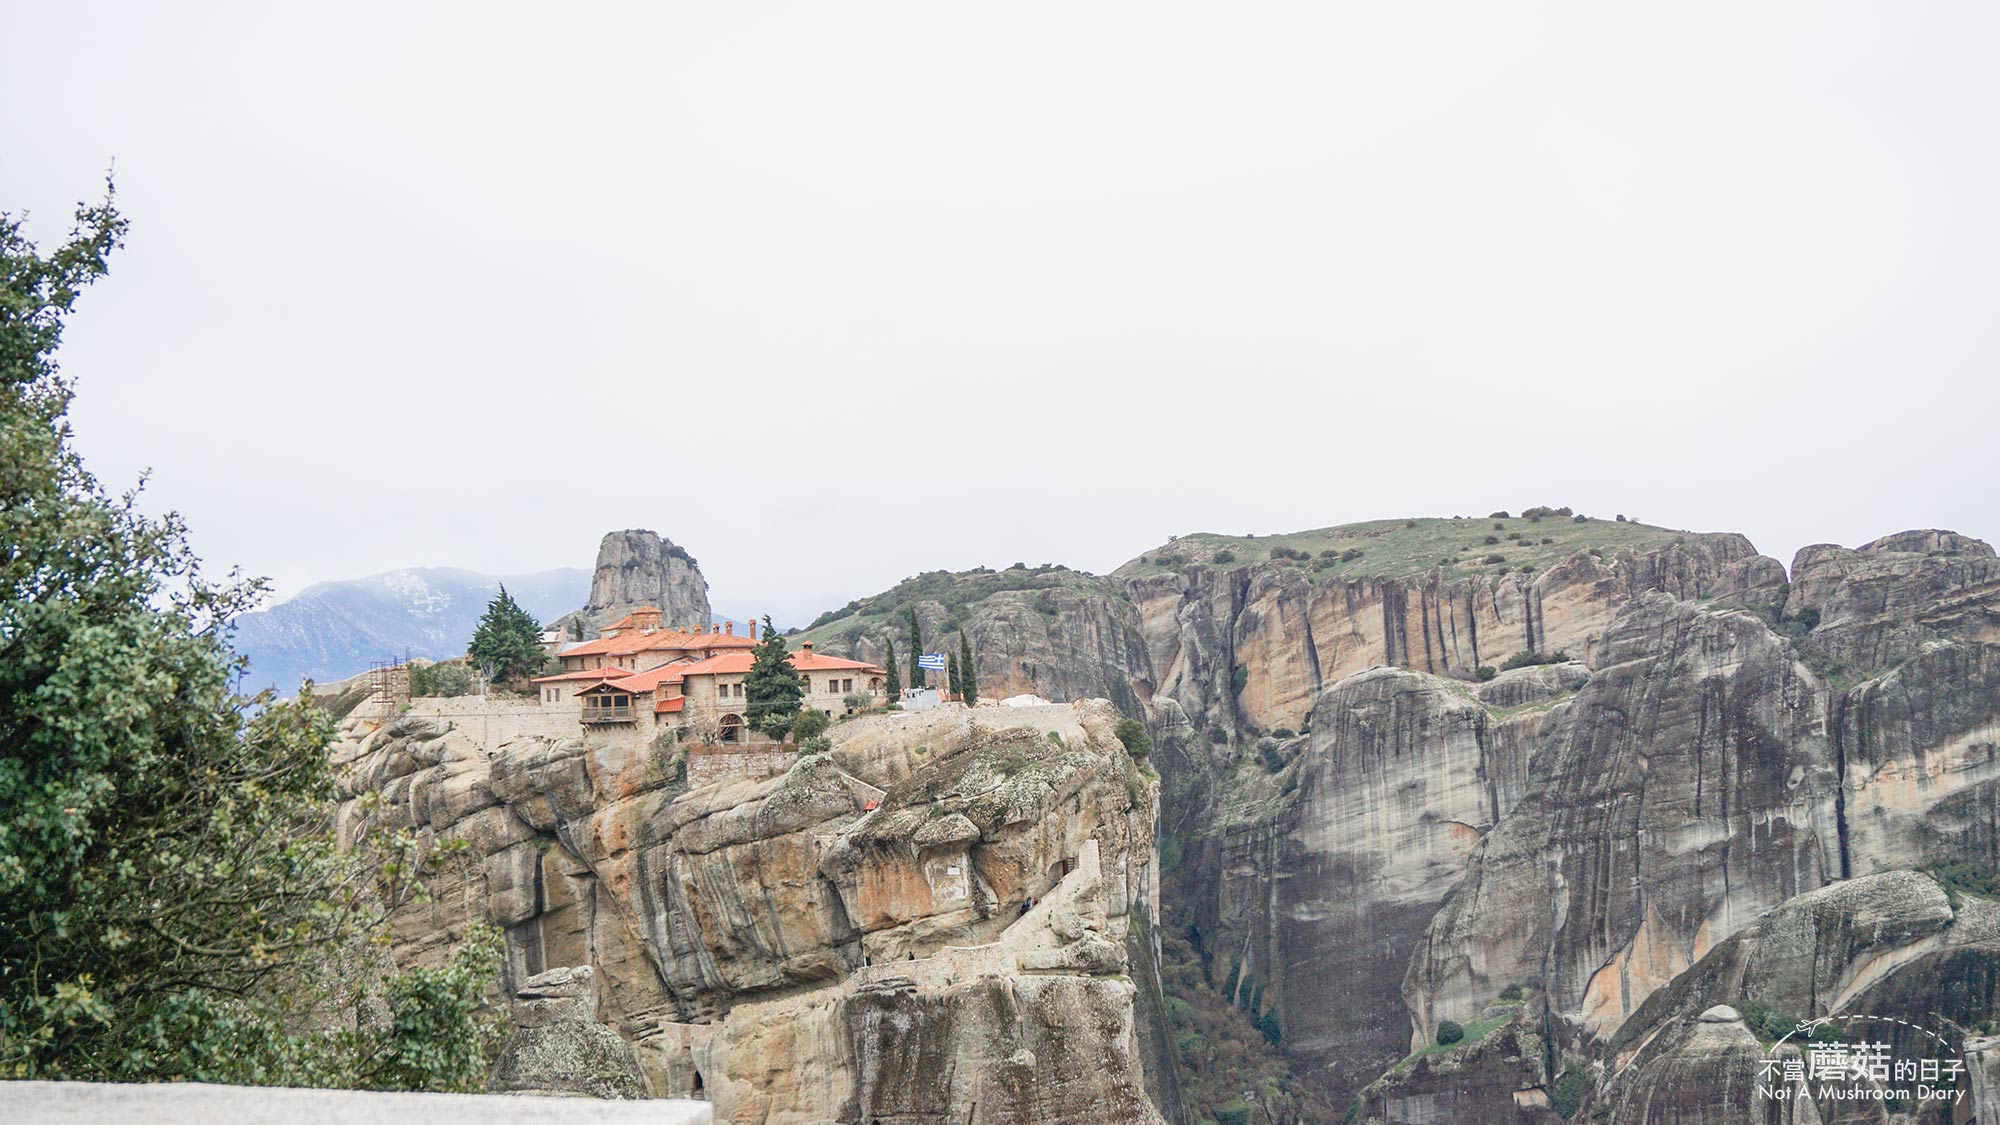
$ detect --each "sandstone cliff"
[566,529,711,635]
[330,697,1163,1122]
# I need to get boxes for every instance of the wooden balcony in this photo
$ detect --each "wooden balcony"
[581,705,635,724]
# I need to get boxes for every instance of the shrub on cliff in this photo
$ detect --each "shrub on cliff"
[410,660,475,697]
[0,187,498,1086]
[1114,718,1151,758]
[1435,1019,1465,1045]
[791,707,830,743]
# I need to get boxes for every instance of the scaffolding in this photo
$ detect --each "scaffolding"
[367,659,411,711]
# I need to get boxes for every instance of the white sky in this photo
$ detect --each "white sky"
[6,3,1998,624]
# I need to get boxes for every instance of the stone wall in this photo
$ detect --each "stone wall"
[685,749,796,789]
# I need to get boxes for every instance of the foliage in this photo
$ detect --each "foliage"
[1155,897,1338,1122]
[1928,860,2000,902]
[1207,727,1229,744]
[882,636,902,701]
[0,186,498,1087]
[467,585,543,683]
[1735,998,1806,1042]
[957,630,977,706]
[1499,649,1571,671]
[1258,740,1286,773]
[798,736,831,755]
[1498,983,1523,1001]
[1211,549,1236,564]
[744,616,805,739]
[1114,718,1151,759]
[842,691,871,711]
[1435,1019,1465,1045]
[906,609,923,688]
[1474,665,1497,682]
[410,660,475,697]
[791,707,830,743]
[1550,1063,1592,1119]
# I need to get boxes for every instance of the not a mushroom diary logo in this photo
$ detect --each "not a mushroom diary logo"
[1752,1010,1967,1109]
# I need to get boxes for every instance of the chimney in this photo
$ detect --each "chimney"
[801,642,814,658]
[748,618,759,641]
[725,620,734,636]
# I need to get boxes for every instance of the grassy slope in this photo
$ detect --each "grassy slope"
[1114,513,1699,584]
[793,564,1110,649]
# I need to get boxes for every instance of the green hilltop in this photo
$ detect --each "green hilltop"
[1113,509,1697,584]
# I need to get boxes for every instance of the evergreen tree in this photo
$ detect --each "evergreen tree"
[906,608,924,688]
[958,629,978,706]
[947,645,964,700]
[467,585,543,683]
[883,636,903,702]
[0,185,500,1085]
[744,615,805,739]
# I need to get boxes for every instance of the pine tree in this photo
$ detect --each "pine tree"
[906,608,924,688]
[744,615,805,739]
[468,585,544,683]
[883,636,903,702]
[958,629,978,706]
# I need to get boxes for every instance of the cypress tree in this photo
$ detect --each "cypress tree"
[468,584,544,683]
[744,615,805,739]
[958,629,978,706]
[946,643,964,700]
[883,636,902,702]
[905,608,924,688]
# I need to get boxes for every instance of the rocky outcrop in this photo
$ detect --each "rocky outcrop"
[573,529,711,635]
[802,569,1155,715]
[1788,529,2000,675]
[1405,596,1842,1045]
[1352,1004,1556,1125]
[1594,872,2000,1122]
[1126,534,1783,735]
[331,698,1162,1120]
[491,965,650,1099]
[1211,665,1578,1091]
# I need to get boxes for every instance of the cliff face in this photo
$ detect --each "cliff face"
[799,568,1155,715]
[1125,531,1782,735]
[574,529,711,634]
[331,698,1163,1121]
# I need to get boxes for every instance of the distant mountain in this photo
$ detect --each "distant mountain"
[231,567,590,692]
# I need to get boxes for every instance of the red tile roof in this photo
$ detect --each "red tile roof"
[532,667,638,684]
[669,650,886,679]
[560,628,760,661]
[654,697,686,714]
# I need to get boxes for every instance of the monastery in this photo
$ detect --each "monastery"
[531,606,886,743]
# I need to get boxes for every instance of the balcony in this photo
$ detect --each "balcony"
[581,705,635,724]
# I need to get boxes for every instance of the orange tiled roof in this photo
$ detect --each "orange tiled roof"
[654,697,686,714]
[670,650,886,679]
[599,606,662,634]
[560,628,761,660]
[532,667,638,684]
[614,661,697,693]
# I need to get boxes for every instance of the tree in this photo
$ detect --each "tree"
[744,615,804,739]
[882,636,902,702]
[791,707,830,744]
[467,585,542,683]
[957,630,977,706]
[0,187,500,1086]
[905,608,924,688]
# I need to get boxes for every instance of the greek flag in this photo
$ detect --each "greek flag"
[916,652,948,671]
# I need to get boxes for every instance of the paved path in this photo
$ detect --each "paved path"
[0,1081,712,1124]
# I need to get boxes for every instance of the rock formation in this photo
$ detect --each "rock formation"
[569,529,711,635]
[798,567,1155,715]
[490,965,650,1099]
[330,696,1162,1120]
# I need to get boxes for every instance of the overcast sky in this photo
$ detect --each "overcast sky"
[6,3,1997,624]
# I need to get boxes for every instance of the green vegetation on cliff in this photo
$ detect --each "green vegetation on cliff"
[1119,514,1696,582]
[796,564,1113,647]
